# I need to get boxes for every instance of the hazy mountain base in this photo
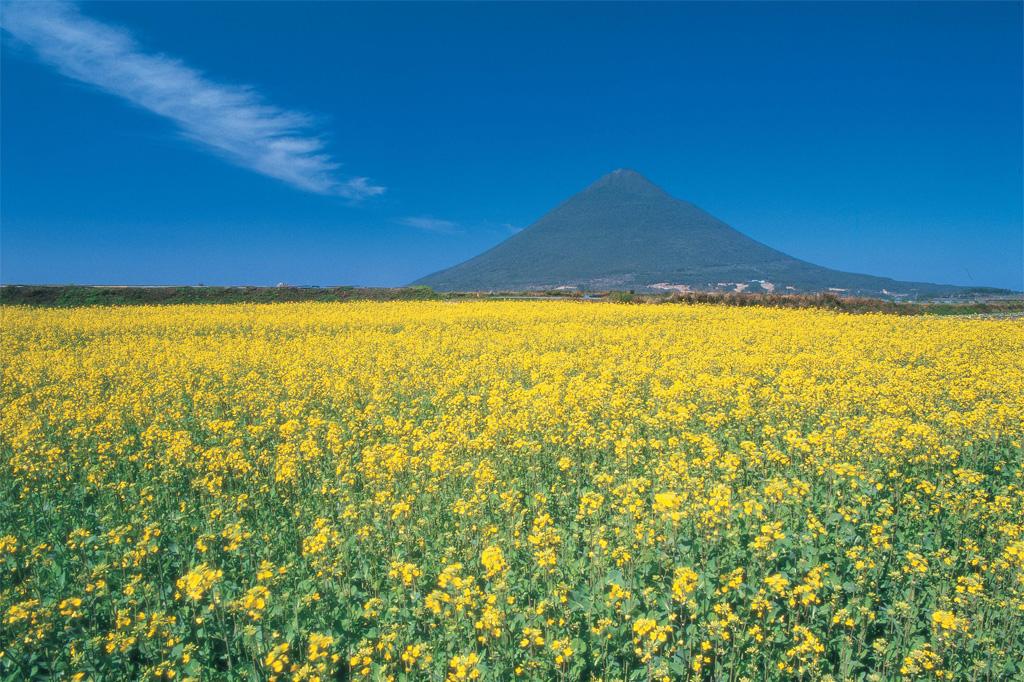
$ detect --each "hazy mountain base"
[418,266,996,299]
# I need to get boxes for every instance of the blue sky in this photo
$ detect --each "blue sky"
[2,1,1021,289]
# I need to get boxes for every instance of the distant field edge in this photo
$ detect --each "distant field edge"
[2,284,1022,316]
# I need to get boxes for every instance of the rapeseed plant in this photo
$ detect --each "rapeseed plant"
[1,301,1022,679]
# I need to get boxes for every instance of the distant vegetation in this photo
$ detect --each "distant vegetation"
[2,285,1021,316]
[0,285,440,307]
[622,290,1024,316]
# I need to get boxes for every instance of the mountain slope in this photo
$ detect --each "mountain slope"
[413,169,974,296]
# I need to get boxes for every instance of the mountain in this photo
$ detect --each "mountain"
[413,169,988,297]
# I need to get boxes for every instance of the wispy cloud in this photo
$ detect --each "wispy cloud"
[399,217,461,234]
[0,1,383,199]
[398,217,523,236]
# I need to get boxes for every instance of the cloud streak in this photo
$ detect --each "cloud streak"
[1,1,383,199]
[399,217,461,234]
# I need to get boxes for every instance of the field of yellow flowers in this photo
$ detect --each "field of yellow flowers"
[2,301,1023,681]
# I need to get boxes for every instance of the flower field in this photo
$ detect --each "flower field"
[2,301,1022,681]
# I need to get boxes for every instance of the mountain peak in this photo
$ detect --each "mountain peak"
[413,169,966,297]
[586,168,667,196]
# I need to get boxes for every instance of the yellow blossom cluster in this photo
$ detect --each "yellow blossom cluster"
[1,301,1022,679]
